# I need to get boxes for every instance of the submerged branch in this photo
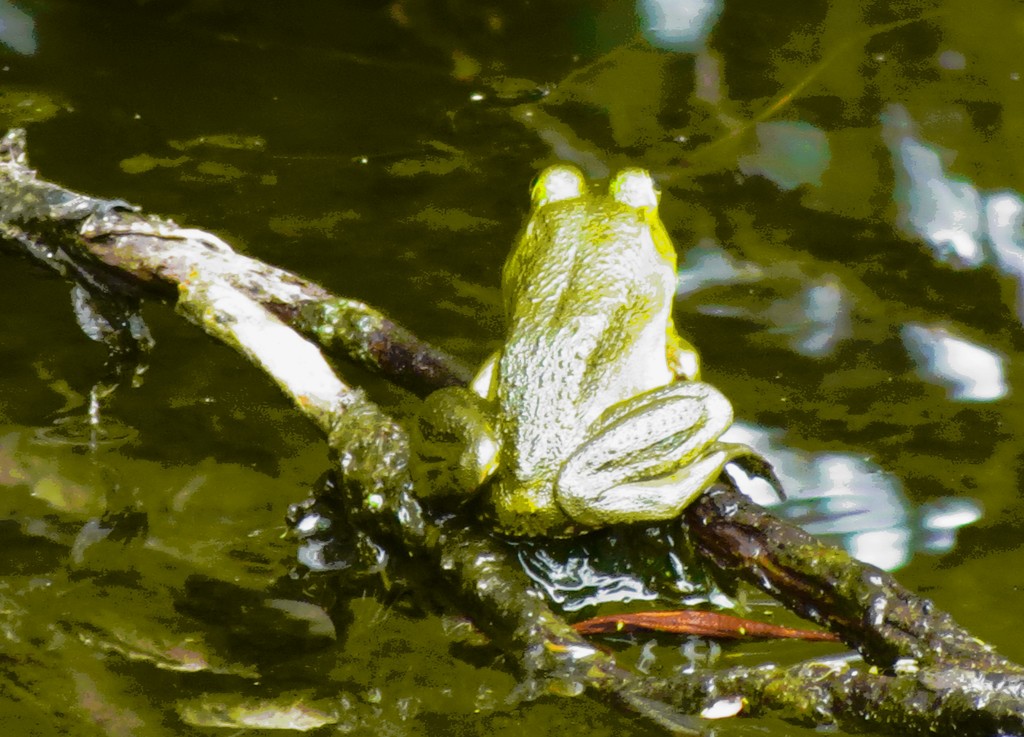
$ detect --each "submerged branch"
[685,485,1022,673]
[2,128,1022,735]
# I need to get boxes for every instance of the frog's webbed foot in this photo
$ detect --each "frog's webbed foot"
[408,387,501,500]
[555,381,788,527]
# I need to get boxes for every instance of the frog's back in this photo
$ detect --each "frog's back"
[497,193,678,484]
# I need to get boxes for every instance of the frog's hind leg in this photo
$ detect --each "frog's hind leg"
[556,381,736,527]
[559,448,737,528]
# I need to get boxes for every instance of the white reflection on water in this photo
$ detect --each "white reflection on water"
[738,121,831,191]
[639,0,722,51]
[676,240,764,296]
[0,1,35,55]
[722,422,981,571]
[677,243,851,357]
[985,193,1024,318]
[884,104,1024,323]
[890,134,985,267]
[901,323,1007,402]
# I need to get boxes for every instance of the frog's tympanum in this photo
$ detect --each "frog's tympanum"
[411,164,768,536]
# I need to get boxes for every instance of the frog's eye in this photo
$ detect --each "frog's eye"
[610,169,659,209]
[531,165,585,207]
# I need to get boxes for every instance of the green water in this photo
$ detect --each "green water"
[1,1,1023,735]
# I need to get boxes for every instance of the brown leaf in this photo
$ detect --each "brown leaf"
[572,610,840,642]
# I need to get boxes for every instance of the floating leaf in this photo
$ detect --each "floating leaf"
[573,609,839,641]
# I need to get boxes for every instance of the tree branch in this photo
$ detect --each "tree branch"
[685,485,1021,673]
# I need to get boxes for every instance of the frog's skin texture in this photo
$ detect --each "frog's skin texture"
[411,164,761,536]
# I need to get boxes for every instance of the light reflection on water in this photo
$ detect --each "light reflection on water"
[723,422,982,572]
[901,323,1007,402]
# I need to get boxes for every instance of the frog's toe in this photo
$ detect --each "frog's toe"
[722,446,786,501]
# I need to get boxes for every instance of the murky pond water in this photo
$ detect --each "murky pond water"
[1,1,1023,735]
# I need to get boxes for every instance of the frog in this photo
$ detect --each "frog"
[410,164,774,536]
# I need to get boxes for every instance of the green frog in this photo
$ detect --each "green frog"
[411,164,771,536]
